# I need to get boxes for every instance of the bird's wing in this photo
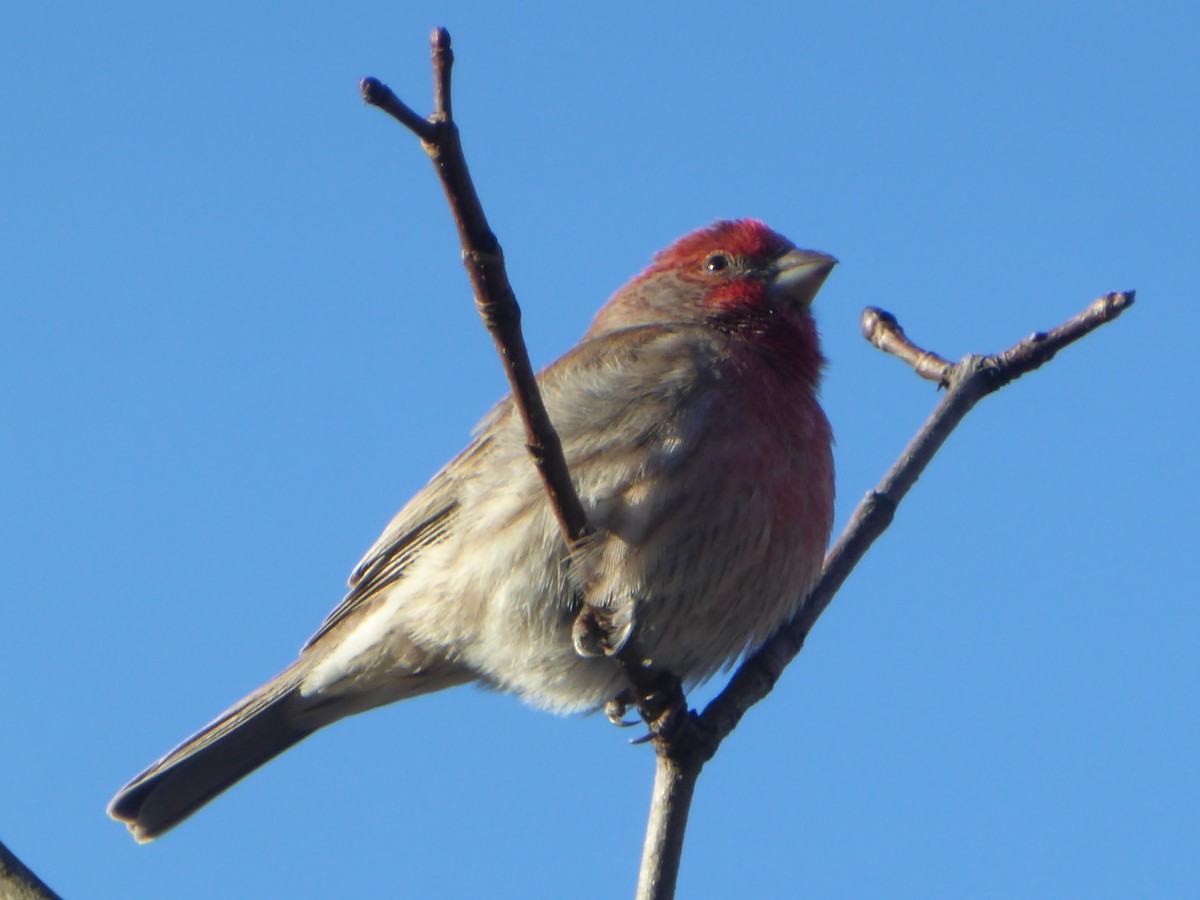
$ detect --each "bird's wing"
[301,440,485,650]
[303,323,724,651]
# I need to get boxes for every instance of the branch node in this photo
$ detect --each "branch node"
[462,246,503,267]
[864,488,897,524]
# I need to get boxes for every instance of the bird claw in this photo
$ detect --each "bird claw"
[627,701,688,744]
[606,682,689,741]
[572,604,634,659]
[604,692,640,727]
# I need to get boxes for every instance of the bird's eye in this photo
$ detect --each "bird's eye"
[705,253,731,273]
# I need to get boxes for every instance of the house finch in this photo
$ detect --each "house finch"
[109,219,837,841]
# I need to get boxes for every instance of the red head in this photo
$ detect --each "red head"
[588,220,835,332]
[586,220,837,383]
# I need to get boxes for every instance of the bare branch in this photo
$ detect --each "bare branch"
[636,755,700,900]
[362,32,683,727]
[362,29,589,547]
[632,292,1136,899]
[711,293,1135,732]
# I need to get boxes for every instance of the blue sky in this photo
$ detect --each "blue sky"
[2,2,1196,898]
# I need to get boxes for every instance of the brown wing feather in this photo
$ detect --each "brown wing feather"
[303,500,459,650]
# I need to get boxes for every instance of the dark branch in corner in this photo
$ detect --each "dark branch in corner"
[0,838,62,900]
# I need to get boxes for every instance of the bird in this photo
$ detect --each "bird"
[108,219,837,842]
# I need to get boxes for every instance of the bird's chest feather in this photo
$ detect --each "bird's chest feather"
[582,348,834,677]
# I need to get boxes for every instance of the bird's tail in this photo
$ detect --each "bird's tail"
[108,661,315,842]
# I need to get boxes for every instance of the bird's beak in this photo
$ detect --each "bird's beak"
[769,248,838,308]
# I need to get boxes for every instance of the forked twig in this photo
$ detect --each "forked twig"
[362,30,682,728]
[707,292,1134,738]
[362,33,588,546]
[630,292,1133,897]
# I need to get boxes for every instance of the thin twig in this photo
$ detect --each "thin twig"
[361,30,681,725]
[861,307,952,383]
[632,292,1136,899]
[361,29,589,546]
[431,27,452,119]
[359,77,435,143]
